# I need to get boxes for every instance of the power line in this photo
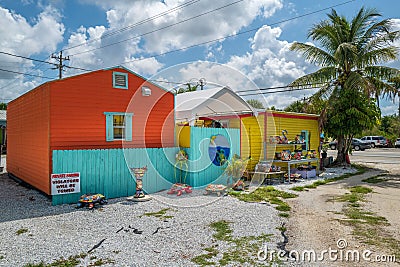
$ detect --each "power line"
[0,0,355,91]
[62,0,201,52]
[0,68,55,79]
[238,87,318,97]
[0,51,55,65]
[235,82,327,93]
[67,0,245,57]
[118,0,355,65]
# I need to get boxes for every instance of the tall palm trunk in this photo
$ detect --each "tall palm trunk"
[335,135,347,165]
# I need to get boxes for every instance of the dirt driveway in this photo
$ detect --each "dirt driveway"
[285,163,400,267]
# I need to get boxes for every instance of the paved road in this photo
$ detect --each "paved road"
[327,147,400,164]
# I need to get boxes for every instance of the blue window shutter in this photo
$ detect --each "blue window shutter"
[125,114,133,141]
[105,114,113,141]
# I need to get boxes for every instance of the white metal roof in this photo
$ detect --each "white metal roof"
[175,87,253,122]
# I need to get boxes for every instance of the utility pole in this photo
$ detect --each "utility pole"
[51,51,69,79]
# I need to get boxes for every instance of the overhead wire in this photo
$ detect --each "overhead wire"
[117,0,355,65]
[237,87,319,97]
[62,0,201,52]
[0,68,55,80]
[0,0,354,96]
[67,0,245,57]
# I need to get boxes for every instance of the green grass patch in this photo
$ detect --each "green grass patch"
[290,164,367,192]
[23,253,87,267]
[290,186,305,191]
[23,253,115,267]
[336,186,373,203]
[276,225,287,232]
[209,220,232,241]
[362,175,388,184]
[336,184,400,260]
[191,245,218,266]
[192,220,273,266]
[229,186,297,212]
[278,212,289,218]
[140,208,174,220]
[349,186,372,194]
[16,228,29,235]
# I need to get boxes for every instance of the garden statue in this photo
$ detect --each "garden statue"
[167,149,192,196]
[130,166,148,198]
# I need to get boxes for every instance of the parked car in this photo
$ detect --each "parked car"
[329,138,371,151]
[395,138,400,148]
[360,136,387,148]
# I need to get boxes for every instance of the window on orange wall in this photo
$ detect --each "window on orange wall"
[113,72,128,89]
[104,112,133,141]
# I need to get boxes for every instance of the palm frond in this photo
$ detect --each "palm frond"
[343,71,369,92]
[359,31,400,56]
[360,18,395,43]
[364,66,400,81]
[290,42,335,66]
[310,82,335,101]
[308,21,341,53]
[367,77,398,100]
[334,42,357,71]
[288,67,337,88]
[350,7,381,41]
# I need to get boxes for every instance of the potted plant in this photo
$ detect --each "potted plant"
[223,154,250,186]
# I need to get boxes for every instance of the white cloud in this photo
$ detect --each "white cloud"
[63,0,284,79]
[0,6,64,101]
[225,25,316,109]
[0,6,64,56]
[124,57,164,76]
[380,101,399,116]
[74,0,283,54]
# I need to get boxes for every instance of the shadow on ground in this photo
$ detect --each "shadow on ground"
[0,173,122,223]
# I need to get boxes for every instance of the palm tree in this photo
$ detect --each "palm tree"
[176,83,199,94]
[289,7,400,164]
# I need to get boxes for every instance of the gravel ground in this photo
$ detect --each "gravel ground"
[0,173,282,267]
[0,165,357,267]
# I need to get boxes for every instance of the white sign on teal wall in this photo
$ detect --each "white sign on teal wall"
[51,172,81,195]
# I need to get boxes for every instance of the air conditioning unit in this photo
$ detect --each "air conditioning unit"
[142,86,151,96]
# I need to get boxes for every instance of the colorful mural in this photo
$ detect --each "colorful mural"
[209,134,231,166]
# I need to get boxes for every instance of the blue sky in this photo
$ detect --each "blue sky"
[0,0,399,115]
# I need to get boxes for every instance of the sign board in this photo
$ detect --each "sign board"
[51,172,80,195]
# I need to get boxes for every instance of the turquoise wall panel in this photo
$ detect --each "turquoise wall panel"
[52,147,179,205]
[186,127,240,188]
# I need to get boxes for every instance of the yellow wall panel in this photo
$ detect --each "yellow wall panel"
[176,126,191,148]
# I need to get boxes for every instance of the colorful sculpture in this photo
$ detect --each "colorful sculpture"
[168,149,192,196]
[167,183,192,196]
[174,149,188,184]
[76,193,107,209]
[130,166,148,198]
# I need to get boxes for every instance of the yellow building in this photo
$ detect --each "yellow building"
[175,88,320,176]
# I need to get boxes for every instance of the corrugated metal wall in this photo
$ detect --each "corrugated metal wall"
[7,84,51,194]
[185,127,240,188]
[240,115,265,171]
[49,68,175,150]
[52,147,178,205]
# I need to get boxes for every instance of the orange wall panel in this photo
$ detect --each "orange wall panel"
[49,68,175,150]
[7,84,51,194]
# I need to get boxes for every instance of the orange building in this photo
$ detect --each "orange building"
[7,67,175,195]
